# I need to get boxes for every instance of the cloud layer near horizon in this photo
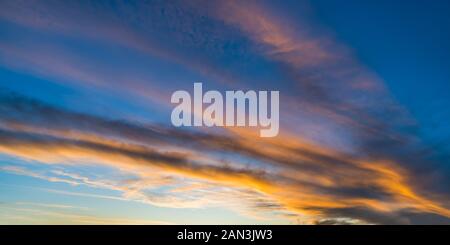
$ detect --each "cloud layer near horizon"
[1,92,449,224]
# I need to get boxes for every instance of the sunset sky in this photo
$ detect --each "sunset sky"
[1,0,450,224]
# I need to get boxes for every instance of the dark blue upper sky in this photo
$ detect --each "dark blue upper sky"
[311,0,450,144]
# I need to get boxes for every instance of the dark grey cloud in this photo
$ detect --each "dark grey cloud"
[315,207,450,225]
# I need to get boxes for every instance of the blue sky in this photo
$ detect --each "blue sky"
[0,0,449,224]
[312,0,450,142]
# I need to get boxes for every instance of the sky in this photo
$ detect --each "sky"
[0,0,449,224]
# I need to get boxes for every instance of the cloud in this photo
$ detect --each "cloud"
[0,165,82,186]
[0,0,247,89]
[0,0,412,148]
[0,204,172,225]
[1,92,449,224]
[15,202,89,210]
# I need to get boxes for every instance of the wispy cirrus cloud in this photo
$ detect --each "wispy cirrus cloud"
[0,204,172,224]
[1,92,449,224]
